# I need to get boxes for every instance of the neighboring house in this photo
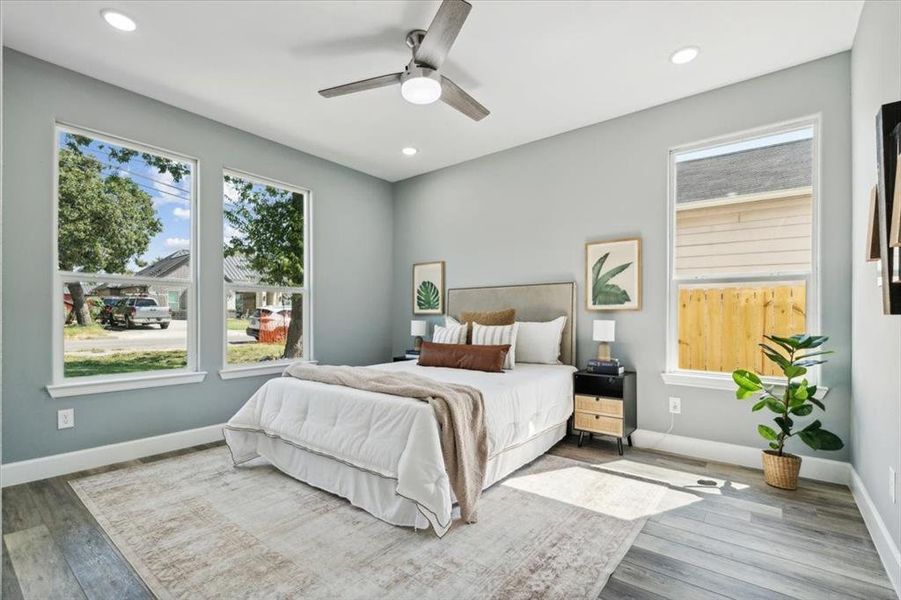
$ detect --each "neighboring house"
[674,138,813,278]
[91,250,268,319]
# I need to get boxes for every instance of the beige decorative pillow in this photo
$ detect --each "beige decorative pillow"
[457,308,516,343]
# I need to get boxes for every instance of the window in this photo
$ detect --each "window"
[222,170,310,373]
[666,120,819,384]
[52,125,199,394]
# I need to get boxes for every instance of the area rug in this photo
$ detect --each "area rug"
[70,446,668,600]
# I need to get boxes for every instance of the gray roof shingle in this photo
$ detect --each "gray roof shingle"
[676,139,811,203]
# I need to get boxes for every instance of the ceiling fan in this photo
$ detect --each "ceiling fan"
[318,0,489,121]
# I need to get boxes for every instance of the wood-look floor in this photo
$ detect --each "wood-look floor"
[2,437,896,600]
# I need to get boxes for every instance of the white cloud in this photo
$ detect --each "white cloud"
[165,237,190,249]
[173,207,190,219]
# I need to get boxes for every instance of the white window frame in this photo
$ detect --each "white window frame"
[48,123,204,399]
[219,168,313,379]
[662,115,824,392]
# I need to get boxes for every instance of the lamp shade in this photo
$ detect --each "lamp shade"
[592,320,615,342]
[410,320,428,336]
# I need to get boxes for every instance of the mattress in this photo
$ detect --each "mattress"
[225,361,575,536]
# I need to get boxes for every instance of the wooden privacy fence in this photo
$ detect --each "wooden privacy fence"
[678,283,806,376]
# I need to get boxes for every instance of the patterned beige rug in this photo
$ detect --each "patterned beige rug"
[71,446,668,599]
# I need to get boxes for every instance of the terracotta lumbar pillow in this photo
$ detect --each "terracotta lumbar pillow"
[418,341,510,373]
[457,308,516,343]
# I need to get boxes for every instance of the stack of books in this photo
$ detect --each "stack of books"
[405,349,420,360]
[586,358,624,376]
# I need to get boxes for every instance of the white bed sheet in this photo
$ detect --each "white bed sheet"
[224,362,575,536]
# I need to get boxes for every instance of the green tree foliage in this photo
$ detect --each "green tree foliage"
[224,175,305,358]
[58,147,162,324]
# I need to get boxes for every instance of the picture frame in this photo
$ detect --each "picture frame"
[412,261,445,315]
[585,237,641,311]
[867,186,881,262]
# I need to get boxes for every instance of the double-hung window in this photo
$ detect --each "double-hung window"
[665,119,820,387]
[221,169,311,376]
[50,125,200,396]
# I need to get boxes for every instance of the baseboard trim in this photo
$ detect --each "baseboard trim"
[0,423,226,487]
[850,468,901,596]
[630,429,850,484]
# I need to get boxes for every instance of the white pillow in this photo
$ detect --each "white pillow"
[515,317,567,364]
[471,322,519,369]
[432,323,467,345]
[445,316,461,327]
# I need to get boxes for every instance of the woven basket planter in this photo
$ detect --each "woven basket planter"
[762,450,801,490]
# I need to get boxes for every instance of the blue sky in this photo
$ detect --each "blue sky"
[675,127,813,162]
[59,131,192,271]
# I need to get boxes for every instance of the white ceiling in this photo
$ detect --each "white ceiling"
[3,1,862,182]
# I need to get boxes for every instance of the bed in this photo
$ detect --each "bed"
[224,282,577,536]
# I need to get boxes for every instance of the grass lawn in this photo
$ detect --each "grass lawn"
[63,324,111,340]
[63,343,289,377]
[227,342,285,364]
[64,350,187,378]
[227,318,250,331]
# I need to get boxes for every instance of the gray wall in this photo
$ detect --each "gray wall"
[1,50,394,463]
[393,54,852,459]
[850,0,901,550]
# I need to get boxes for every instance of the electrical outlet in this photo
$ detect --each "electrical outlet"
[668,397,681,414]
[58,408,74,430]
[888,467,898,504]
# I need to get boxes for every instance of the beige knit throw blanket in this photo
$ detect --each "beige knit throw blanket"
[282,364,489,524]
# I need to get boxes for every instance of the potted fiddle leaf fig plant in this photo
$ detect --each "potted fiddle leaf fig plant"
[733,334,843,490]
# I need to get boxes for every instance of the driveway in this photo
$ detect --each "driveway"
[65,320,255,354]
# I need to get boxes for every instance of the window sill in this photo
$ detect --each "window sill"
[660,371,829,398]
[219,359,317,381]
[47,370,207,399]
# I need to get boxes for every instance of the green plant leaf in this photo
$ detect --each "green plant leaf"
[792,359,826,368]
[594,260,632,288]
[761,348,791,369]
[751,399,767,411]
[765,398,785,413]
[733,369,763,391]
[736,387,758,400]
[767,335,800,351]
[768,442,780,450]
[790,404,814,416]
[801,419,822,433]
[758,424,778,441]
[799,428,843,451]
[591,253,609,284]
[593,283,631,305]
[782,365,807,379]
[798,335,829,349]
[792,384,809,401]
[808,397,825,411]
[796,350,833,360]
[416,280,440,310]
[774,416,794,435]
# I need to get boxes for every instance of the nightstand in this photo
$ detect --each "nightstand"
[572,370,636,455]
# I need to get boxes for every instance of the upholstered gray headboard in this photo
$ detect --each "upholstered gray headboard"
[446,282,577,366]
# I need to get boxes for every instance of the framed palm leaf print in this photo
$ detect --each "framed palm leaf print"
[585,238,641,311]
[412,261,445,315]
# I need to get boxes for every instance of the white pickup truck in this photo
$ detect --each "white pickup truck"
[110,297,172,329]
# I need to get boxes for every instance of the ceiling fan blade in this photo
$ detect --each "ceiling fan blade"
[415,0,472,70]
[318,73,402,98]
[440,76,489,121]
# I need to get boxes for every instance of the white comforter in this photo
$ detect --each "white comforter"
[225,361,575,535]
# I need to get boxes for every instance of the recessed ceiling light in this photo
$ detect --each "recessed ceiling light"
[101,9,137,32]
[670,46,699,65]
[401,147,418,156]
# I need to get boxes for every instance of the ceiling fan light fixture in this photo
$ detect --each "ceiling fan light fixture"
[400,68,442,105]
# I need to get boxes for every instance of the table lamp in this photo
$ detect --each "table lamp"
[410,320,427,351]
[593,320,615,360]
